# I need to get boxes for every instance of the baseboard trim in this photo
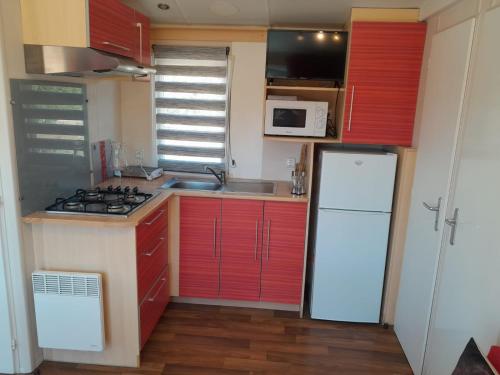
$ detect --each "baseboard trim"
[171,297,300,312]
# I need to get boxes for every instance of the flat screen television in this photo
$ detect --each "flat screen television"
[266,30,348,82]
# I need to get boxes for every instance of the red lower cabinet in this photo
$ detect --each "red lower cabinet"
[220,199,264,301]
[261,202,307,305]
[140,268,169,349]
[179,197,221,298]
[136,201,169,349]
[179,197,307,306]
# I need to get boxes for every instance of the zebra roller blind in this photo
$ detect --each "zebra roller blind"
[153,45,229,173]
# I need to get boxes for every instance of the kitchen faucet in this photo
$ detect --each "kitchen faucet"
[204,166,226,185]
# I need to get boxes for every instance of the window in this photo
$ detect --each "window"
[153,46,229,173]
[10,80,90,215]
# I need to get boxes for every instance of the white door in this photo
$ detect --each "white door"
[311,209,391,323]
[394,19,476,374]
[318,152,397,212]
[423,7,500,374]
[0,173,15,373]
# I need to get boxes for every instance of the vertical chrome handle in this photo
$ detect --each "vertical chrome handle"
[444,208,459,246]
[423,197,442,232]
[266,220,271,261]
[254,220,258,261]
[348,85,355,132]
[136,22,143,63]
[213,217,217,257]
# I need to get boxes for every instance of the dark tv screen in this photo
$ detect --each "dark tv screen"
[266,30,348,82]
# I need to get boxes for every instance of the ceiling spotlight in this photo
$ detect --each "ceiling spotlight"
[157,3,170,10]
[297,33,304,41]
[333,32,341,42]
[316,30,325,41]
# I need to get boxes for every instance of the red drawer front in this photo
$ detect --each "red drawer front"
[137,202,168,243]
[137,226,168,303]
[140,267,169,349]
[89,0,136,58]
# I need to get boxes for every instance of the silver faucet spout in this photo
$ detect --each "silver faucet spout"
[204,166,226,185]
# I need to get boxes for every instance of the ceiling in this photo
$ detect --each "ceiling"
[122,0,422,27]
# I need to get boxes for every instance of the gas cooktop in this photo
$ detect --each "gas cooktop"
[45,186,154,217]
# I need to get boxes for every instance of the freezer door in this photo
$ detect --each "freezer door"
[318,151,397,212]
[310,209,391,323]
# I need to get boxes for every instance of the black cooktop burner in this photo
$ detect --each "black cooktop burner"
[46,185,154,216]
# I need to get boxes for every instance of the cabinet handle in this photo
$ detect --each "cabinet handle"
[266,219,271,261]
[136,22,143,63]
[144,210,165,226]
[444,208,459,246]
[213,217,217,258]
[348,85,355,132]
[423,197,442,232]
[101,41,131,52]
[254,220,258,261]
[147,277,167,302]
[143,237,164,257]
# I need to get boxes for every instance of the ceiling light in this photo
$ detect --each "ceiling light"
[333,32,341,42]
[297,33,304,41]
[157,3,170,10]
[316,31,325,41]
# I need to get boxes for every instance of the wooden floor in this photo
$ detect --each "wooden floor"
[38,303,412,375]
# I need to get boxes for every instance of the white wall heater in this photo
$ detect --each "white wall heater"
[32,271,105,352]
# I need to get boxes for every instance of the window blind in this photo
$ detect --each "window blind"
[153,45,228,173]
[10,80,90,215]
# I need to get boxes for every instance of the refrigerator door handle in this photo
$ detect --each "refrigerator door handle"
[422,197,442,231]
[444,208,459,246]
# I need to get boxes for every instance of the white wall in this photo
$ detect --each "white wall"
[120,80,155,166]
[120,41,301,181]
[87,80,122,144]
[420,0,461,19]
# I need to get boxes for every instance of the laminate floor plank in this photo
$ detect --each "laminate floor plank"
[37,303,412,375]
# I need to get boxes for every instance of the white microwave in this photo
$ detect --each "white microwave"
[265,100,328,137]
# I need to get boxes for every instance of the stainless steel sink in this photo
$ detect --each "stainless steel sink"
[224,181,276,195]
[161,178,221,191]
[161,177,276,195]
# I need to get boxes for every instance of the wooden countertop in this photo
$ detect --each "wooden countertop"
[23,175,308,227]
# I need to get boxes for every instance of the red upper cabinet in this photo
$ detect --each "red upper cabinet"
[261,202,307,305]
[342,22,427,146]
[179,197,221,299]
[134,10,151,65]
[88,0,137,59]
[220,199,264,301]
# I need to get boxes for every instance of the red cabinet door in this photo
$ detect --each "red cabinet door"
[342,22,426,146]
[134,10,151,65]
[261,202,307,305]
[179,197,221,298]
[220,199,264,301]
[88,0,135,58]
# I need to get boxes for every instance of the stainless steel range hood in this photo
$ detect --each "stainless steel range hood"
[24,44,156,77]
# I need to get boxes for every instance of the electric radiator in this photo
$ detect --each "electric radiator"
[32,271,104,352]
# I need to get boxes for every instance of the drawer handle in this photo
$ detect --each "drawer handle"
[143,237,165,257]
[148,277,167,302]
[144,210,165,226]
[266,219,271,261]
[101,41,131,51]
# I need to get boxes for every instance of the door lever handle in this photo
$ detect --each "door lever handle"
[444,208,459,246]
[423,197,442,231]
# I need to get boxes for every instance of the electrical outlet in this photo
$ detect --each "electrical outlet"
[286,158,296,170]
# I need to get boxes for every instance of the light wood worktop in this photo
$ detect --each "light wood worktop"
[23,175,308,227]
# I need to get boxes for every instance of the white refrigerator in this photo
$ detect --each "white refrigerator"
[310,151,397,323]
